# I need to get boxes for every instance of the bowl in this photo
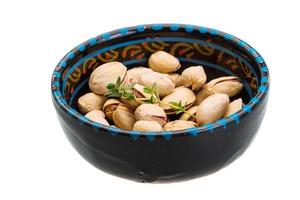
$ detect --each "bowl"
[51,24,269,183]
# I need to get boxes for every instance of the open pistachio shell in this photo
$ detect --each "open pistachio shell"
[103,99,122,120]
[85,110,109,126]
[196,93,230,125]
[133,120,163,132]
[196,76,243,104]
[112,104,136,131]
[135,104,167,126]
[139,71,175,97]
[89,62,127,95]
[163,120,197,131]
[133,84,153,102]
[181,66,207,91]
[224,98,243,117]
[78,92,107,114]
[160,87,196,114]
[179,106,198,122]
[149,51,181,73]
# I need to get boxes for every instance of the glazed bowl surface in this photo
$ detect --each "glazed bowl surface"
[51,24,269,182]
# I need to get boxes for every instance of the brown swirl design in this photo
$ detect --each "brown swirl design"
[64,41,258,101]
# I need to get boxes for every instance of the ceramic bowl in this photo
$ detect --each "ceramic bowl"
[51,24,269,183]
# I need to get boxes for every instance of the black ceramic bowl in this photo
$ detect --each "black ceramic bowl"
[51,24,269,183]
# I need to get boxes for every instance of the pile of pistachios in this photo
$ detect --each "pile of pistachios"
[78,51,244,132]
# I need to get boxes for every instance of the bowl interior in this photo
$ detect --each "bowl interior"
[54,24,264,128]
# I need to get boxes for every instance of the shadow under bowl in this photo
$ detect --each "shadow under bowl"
[51,24,269,183]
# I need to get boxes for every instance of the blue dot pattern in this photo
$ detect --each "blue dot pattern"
[145,132,156,141]
[185,25,194,33]
[119,28,129,35]
[204,123,214,133]
[230,113,240,124]
[170,24,180,31]
[78,44,86,52]
[151,24,163,30]
[162,131,173,140]
[209,29,219,35]
[102,32,111,40]
[186,127,199,136]
[224,33,234,40]
[129,131,140,140]
[199,27,208,33]
[106,127,119,136]
[217,119,227,129]
[88,38,97,46]
[136,25,145,32]
[243,105,252,113]
[66,52,75,59]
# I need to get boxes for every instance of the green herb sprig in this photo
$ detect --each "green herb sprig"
[142,84,160,104]
[105,79,196,119]
[105,77,135,100]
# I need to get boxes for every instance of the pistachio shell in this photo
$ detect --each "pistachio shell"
[135,104,167,126]
[179,106,198,122]
[196,76,243,104]
[126,67,153,83]
[195,87,214,105]
[213,78,243,96]
[163,120,197,131]
[169,73,192,87]
[133,120,163,132]
[160,87,196,114]
[196,93,230,125]
[103,99,122,120]
[120,84,159,109]
[139,71,175,97]
[224,98,243,117]
[120,98,140,111]
[133,84,153,101]
[89,62,127,95]
[149,51,181,73]
[78,92,107,114]
[112,104,136,131]
[181,66,207,91]
[85,110,109,126]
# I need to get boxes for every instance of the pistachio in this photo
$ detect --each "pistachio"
[89,62,127,95]
[169,73,192,87]
[163,120,197,131]
[160,87,196,114]
[196,93,230,125]
[103,99,122,120]
[179,106,198,122]
[78,92,107,114]
[120,98,140,110]
[181,66,207,91]
[196,76,243,104]
[85,110,109,126]
[112,104,136,131]
[120,83,157,109]
[149,51,181,73]
[224,98,243,117]
[126,67,153,84]
[133,84,153,102]
[133,120,163,132]
[135,104,167,126]
[139,71,175,97]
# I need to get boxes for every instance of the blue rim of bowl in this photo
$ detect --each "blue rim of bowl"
[51,23,269,141]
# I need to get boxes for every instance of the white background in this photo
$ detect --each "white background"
[0,0,299,199]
